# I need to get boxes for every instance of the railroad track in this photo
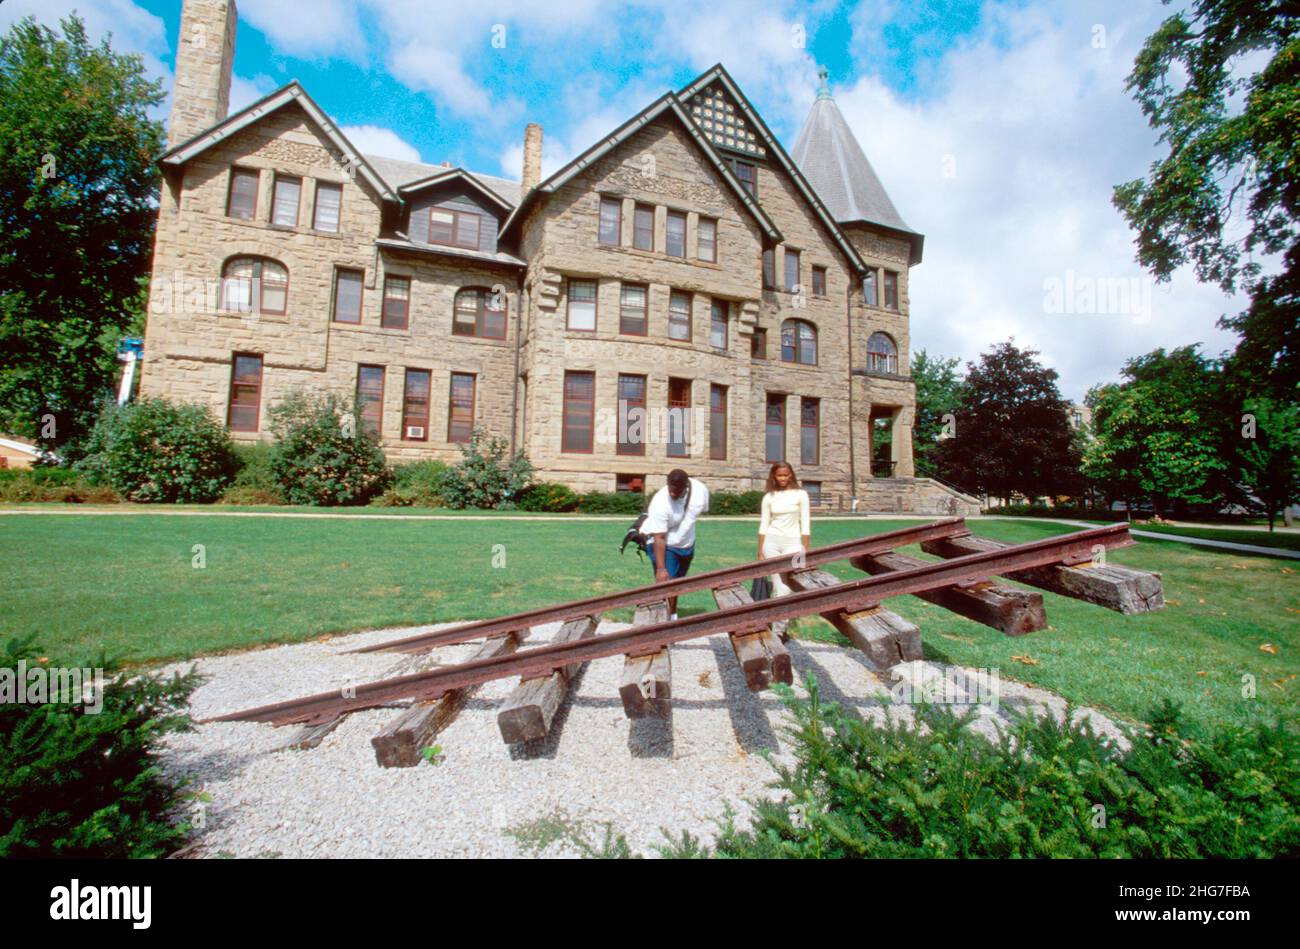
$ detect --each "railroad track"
[204,518,1163,766]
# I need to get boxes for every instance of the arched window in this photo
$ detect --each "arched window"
[452,286,507,339]
[867,332,898,373]
[221,256,288,315]
[780,319,817,365]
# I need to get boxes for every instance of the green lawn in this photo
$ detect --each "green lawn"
[1,513,1294,732]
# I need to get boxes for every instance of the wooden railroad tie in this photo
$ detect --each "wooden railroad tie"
[712,584,792,690]
[497,616,599,744]
[785,569,922,666]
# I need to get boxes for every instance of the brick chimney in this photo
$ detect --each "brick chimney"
[168,0,238,148]
[521,122,542,193]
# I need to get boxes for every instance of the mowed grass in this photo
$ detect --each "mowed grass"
[0,513,1295,732]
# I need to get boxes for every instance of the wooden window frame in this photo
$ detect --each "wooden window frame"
[665,210,687,258]
[221,256,288,316]
[751,326,768,360]
[452,286,508,340]
[617,373,647,456]
[801,397,820,466]
[356,364,386,438]
[227,352,263,432]
[883,270,900,310]
[863,268,879,307]
[313,181,342,232]
[226,167,259,220]
[727,157,757,197]
[598,197,622,246]
[668,290,692,342]
[765,393,785,463]
[447,372,476,444]
[867,332,899,374]
[781,319,818,366]
[566,279,598,333]
[615,473,645,494]
[784,248,801,293]
[667,377,691,458]
[562,370,595,454]
[271,174,302,227]
[710,298,728,349]
[401,368,431,441]
[697,216,717,263]
[761,248,776,289]
[428,207,482,250]
[633,203,655,251]
[811,265,827,297]
[332,267,364,324]
[710,384,727,461]
[381,274,411,330]
[619,282,648,336]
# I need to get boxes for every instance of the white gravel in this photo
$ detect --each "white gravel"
[158,621,1130,858]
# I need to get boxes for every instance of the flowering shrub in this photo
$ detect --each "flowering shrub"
[266,390,390,506]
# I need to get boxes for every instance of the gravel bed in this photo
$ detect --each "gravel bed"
[158,622,1128,858]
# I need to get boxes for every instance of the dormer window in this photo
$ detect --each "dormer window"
[725,157,756,197]
[425,207,481,250]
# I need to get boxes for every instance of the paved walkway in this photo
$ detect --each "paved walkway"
[1046,519,1300,560]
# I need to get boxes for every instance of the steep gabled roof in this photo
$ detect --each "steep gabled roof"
[791,73,923,264]
[498,90,781,244]
[159,81,399,203]
[678,64,871,275]
[391,166,515,214]
[366,154,522,208]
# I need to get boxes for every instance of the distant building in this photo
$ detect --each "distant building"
[140,0,978,515]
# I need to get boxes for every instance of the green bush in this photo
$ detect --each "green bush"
[0,469,120,503]
[436,428,533,509]
[219,485,285,506]
[232,441,279,492]
[660,676,1300,859]
[0,635,201,858]
[710,490,765,515]
[577,491,646,515]
[266,390,391,506]
[74,399,238,503]
[387,460,448,507]
[518,482,579,512]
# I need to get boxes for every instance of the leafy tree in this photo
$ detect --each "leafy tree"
[910,350,963,472]
[0,16,164,449]
[1114,0,1299,399]
[1235,396,1300,530]
[932,341,1082,502]
[1083,346,1230,517]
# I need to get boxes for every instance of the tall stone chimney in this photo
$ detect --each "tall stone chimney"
[168,0,239,148]
[521,123,542,193]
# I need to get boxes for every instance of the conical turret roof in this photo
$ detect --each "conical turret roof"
[792,69,917,240]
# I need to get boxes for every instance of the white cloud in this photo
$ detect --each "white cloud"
[340,124,422,163]
[821,0,1245,400]
[236,0,366,61]
[228,73,279,113]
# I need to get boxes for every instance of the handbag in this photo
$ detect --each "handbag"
[750,575,772,601]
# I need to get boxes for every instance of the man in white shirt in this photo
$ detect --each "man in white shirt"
[643,468,710,620]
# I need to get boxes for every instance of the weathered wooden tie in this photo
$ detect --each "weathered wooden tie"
[497,616,598,743]
[712,584,792,690]
[851,553,1047,637]
[920,534,1164,614]
[786,569,922,667]
[619,602,673,719]
[372,633,521,767]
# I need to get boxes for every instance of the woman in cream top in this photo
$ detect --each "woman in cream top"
[758,463,811,636]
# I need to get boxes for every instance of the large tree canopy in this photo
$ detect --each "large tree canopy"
[1083,346,1230,517]
[0,15,163,447]
[933,341,1082,502]
[1114,0,1299,398]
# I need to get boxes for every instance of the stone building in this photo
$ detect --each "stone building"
[141,0,978,514]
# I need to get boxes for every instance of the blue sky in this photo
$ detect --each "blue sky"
[2,0,1249,401]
